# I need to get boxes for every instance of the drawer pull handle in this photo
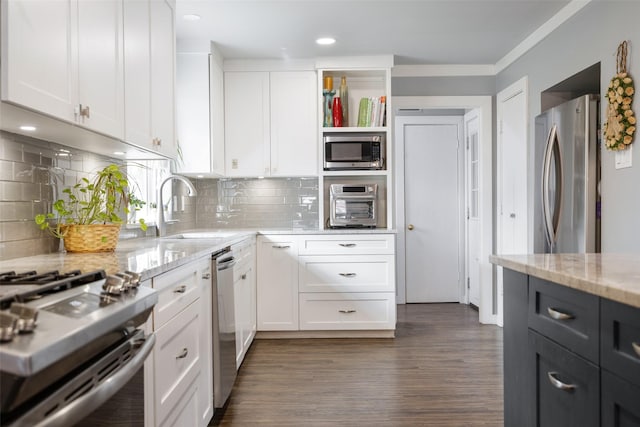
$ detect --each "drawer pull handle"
[202,273,211,280]
[176,348,188,359]
[633,342,640,358]
[241,273,247,280]
[547,372,576,391]
[547,307,574,321]
[339,273,357,278]
[339,309,356,314]
[272,245,290,249]
[174,285,187,294]
[339,243,356,248]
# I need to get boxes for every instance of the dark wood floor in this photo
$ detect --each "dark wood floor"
[215,304,504,426]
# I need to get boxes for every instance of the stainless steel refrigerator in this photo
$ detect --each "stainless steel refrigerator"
[533,94,600,253]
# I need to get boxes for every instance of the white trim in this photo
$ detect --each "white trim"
[393,96,494,324]
[390,0,591,78]
[392,64,495,77]
[223,59,316,72]
[314,55,394,70]
[494,0,592,73]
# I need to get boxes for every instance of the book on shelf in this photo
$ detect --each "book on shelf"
[356,96,387,127]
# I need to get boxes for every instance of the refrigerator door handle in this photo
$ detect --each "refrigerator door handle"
[542,124,563,252]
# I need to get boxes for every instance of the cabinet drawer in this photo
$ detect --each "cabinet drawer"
[153,261,203,328]
[528,277,599,363]
[299,292,396,330]
[154,300,201,423]
[601,299,640,385]
[601,370,640,426]
[529,330,599,427]
[299,234,394,255]
[298,255,394,292]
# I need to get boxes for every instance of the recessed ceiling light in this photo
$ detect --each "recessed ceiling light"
[183,14,201,21]
[19,125,37,131]
[113,151,125,156]
[316,37,336,46]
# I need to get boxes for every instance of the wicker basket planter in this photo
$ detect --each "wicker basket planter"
[61,224,122,253]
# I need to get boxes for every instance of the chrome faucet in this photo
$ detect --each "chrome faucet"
[157,175,197,237]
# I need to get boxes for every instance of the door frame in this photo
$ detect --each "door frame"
[464,109,481,306]
[393,96,494,324]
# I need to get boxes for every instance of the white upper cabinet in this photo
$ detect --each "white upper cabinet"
[270,71,318,177]
[224,70,317,177]
[1,0,124,139]
[175,47,225,176]
[150,0,177,158]
[123,0,152,148]
[224,71,271,177]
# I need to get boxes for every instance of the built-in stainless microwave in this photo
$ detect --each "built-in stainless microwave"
[324,133,385,170]
[329,184,377,228]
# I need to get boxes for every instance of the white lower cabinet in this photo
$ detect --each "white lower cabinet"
[233,237,257,369]
[148,256,213,427]
[299,292,396,330]
[257,234,396,333]
[257,235,299,331]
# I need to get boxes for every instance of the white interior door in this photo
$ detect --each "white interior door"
[465,111,481,307]
[404,117,463,303]
[497,77,529,326]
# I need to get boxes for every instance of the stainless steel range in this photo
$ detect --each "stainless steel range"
[0,269,157,427]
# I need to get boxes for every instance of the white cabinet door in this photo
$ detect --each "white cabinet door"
[270,71,317,176]
[257,236,299,330]
[1,0,77,121]
[176,53,211,174]
[76,0,124,138]
[233,239,257,368]
[224,72,270,177]
[150,0,176,158]
[123,0,152,148]
[198,261,214,427]
[210,52,226,176]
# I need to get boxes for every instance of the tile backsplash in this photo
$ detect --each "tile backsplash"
[195,177,319,230]
[0,130,320,260]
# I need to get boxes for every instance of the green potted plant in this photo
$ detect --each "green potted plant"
[35,164,147,253]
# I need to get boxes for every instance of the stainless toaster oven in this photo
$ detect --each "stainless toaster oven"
[329,184,378,228]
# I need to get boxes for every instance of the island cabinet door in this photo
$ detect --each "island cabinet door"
[601,370,640,426]
[529,330,599,427]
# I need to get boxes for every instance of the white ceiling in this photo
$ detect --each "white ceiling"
[175,0,572,65]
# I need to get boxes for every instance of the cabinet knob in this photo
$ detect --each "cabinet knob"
[78,104,90,118]
[202,273,211,280]
[174,285,187,294]
[176,347,188,359]
[407,224,414,231]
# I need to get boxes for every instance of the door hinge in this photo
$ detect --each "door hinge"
[499,119,504,135]
[466,136,469,150]
[467,277,470,289]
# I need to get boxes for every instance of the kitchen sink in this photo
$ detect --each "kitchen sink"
[162,231,239,239]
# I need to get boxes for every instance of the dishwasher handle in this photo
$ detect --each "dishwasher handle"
[217,257,236,271]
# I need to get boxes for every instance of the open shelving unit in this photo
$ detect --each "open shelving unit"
[316,58,394,230]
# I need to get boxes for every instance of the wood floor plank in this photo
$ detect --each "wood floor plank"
[214,303,503,426]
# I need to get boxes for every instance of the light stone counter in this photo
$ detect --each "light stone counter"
[490,253,640,308]
[0,228,396,281]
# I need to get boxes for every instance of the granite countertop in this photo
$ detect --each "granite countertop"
[0,228,396,281]
[490,253,640,308]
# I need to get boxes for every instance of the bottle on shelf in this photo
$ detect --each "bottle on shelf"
[323,76,335,128]
[339,76,349,127]
[332,95,343,127]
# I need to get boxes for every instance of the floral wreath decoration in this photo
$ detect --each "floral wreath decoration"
[604,41,636,151]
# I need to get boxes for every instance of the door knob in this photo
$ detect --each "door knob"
[408,224,414,231]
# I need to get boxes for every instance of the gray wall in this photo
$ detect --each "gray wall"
[392,75,495,97]
[496,1,640,252]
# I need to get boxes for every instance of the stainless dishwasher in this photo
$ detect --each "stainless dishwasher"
[211,248,237,409]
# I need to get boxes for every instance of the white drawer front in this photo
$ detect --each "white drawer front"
[299,234,395,255]
[299,255,394,292]
[154,300,201,423]
[158,375,199,427]
[299,292,396,330]
[153,260,204,328]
